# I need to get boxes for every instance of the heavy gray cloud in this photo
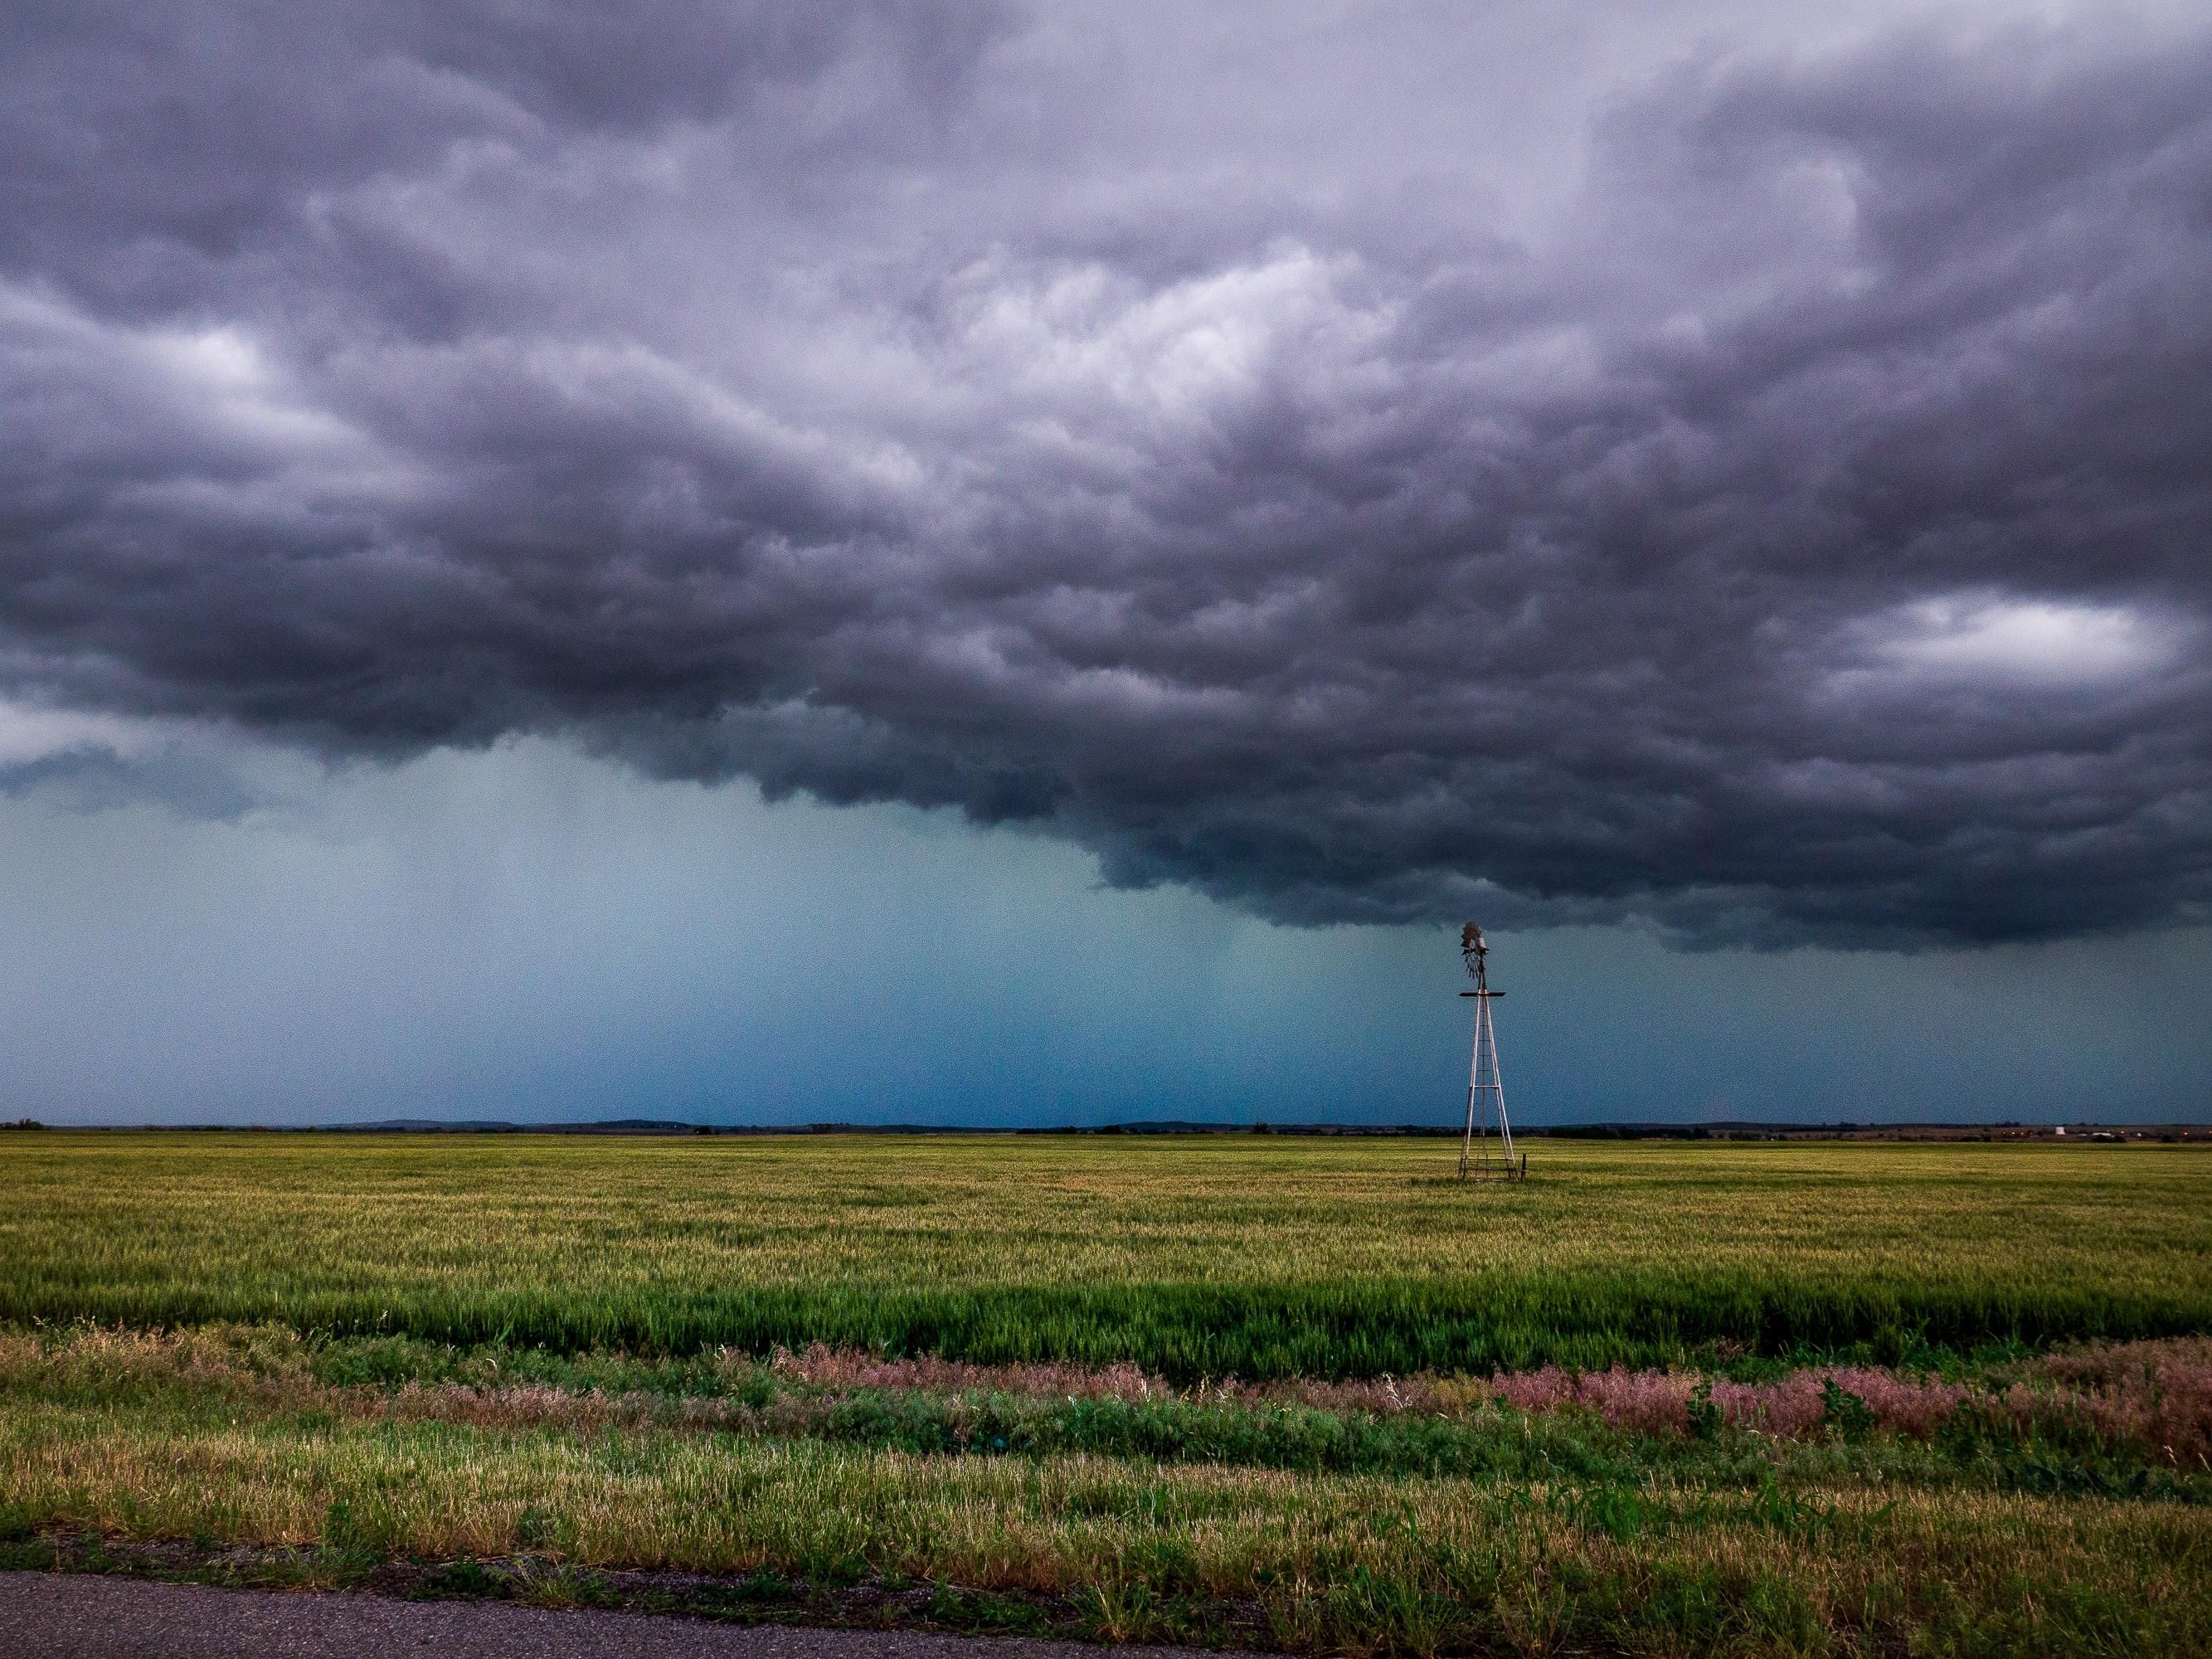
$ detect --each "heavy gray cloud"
[2,2,2209,946]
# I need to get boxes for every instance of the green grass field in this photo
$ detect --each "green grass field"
[4,1133,2208,1373]
[2,1132,2209,1656]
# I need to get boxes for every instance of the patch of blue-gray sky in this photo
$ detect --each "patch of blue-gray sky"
[2,739,2204,1126]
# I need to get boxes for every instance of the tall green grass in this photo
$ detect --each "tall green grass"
[4,1132,2206,1377]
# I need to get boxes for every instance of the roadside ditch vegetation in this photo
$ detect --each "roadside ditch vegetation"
[2,1324,2207,1656]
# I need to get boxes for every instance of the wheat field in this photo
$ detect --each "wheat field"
[3,1132,2206,1373]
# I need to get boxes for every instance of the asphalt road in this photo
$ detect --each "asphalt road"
[0,1574,1231,1659]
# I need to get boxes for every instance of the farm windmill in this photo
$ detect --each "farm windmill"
[1457,922,1524,1181]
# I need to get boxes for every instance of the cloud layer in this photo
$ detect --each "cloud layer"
[3,2,2210,946]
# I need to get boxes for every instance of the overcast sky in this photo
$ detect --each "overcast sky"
[3,2,2208,1125]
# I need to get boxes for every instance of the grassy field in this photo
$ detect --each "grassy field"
[2,1133,2208,1374]
[2,1131,2209,1656]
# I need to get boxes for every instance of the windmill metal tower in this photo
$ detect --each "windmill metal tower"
[1457,922,1524,1181]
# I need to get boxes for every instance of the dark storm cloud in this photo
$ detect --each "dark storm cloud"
[2,3,2209,946]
